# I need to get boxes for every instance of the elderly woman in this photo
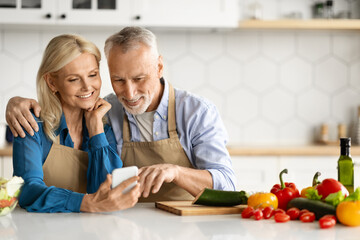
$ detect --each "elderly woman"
[13,34,140,213]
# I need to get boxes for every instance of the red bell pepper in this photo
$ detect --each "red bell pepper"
[270,169,300,210]
[315,178,349,200]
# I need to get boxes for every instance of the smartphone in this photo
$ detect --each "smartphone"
[111,166,138,194]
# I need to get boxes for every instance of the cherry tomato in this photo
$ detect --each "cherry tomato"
[253,208,263,220]
[241,206,254,218]
[299,209,309,218]
[300,212,315,222]
[274,213,290,223]
[262,206,274,219]
[319,215,336,229]
[321,214,337,222]
[273,208,286,215]
[286,207,300,220]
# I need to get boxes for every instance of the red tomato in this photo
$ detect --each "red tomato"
[273,208,286,215]
[0,198,15,208]
[262,206,274,219]
[286,207,300,220]
[300,212,315,222]
[253,208,263,220]
[319,215,336,229]
[241,206,254,218]
[274,213,290,223]
[299,209,309,217]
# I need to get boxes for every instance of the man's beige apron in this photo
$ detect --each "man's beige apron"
[121,84,194,202]
[43,136,88,193]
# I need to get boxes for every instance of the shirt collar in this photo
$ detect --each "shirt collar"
[55,113,68,136]
[54,113,89,141]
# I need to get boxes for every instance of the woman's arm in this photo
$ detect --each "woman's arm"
[86,124,123,193]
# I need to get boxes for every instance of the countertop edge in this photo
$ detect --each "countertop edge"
[1,145,359,157]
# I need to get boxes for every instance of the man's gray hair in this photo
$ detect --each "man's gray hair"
[104,26,159,58]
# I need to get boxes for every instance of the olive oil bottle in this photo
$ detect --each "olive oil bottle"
[338,138,354,193]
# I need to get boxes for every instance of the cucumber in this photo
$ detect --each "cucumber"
[287,197,336,219]
[192,188,248,207]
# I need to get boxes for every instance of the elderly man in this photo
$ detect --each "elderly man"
[6,27,236,202]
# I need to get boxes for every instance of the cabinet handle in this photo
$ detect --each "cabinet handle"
[45,13,52,19]
[60,14,66,19]
[134,15,141,20]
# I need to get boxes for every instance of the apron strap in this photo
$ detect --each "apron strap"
[167,84,178,139]
[122,82,178,142]
[123,114,131,142]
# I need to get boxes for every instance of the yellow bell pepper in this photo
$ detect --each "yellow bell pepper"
[336,200,360,226]
[300,172,321,198]
[247,192,278,209]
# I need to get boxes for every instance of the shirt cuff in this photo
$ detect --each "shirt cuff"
[207,169,236,191]
[66,192,85,212]
[89,132,108,150]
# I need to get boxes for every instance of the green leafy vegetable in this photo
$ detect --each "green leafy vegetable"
[305,188,322,201]
[324,191,345,206]
[344,187,360,202]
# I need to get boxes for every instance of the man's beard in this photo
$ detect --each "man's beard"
[119,93,154,115]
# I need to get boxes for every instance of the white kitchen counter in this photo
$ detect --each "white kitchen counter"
[1,203,360,240]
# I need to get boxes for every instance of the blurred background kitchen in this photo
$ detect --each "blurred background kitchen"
[1,0,360,192]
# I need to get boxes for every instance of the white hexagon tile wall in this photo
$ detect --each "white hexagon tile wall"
[1,28,360,146]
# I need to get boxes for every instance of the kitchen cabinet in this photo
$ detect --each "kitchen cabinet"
[0,0,131,26]
[0,0,238,28]
[132,0,239,28]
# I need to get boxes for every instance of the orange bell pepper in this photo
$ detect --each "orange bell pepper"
[300,172,321,198]
[247,192,278,209]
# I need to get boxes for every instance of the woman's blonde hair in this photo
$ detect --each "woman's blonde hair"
[36,34,101,142]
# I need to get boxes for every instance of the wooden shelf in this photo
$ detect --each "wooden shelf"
[238,19,360,30]
[227,145,360,156]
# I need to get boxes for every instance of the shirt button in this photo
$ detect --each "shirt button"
[155,115,159,119]
[155,132,159,135]
[163,115,167,119]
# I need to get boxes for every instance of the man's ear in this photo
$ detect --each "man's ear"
[44,74,57,94]
[157,55,164,78]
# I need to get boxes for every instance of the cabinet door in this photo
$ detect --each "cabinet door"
[132,0,238,28]
[0,0,56,24]
[57,0,132,26]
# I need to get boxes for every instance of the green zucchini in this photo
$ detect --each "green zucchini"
[192,188,248,207]
[287,197,336,219]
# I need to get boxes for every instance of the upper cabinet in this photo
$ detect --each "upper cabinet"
[0,0,132,26]
[0,0,57,24]
[131,0,238,28]
[0,0,239,28]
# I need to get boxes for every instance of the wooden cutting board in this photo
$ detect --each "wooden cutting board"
[155,201,247,216]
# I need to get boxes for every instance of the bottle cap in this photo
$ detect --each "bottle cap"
[340,137,351,147]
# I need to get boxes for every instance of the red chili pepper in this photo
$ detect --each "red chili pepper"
[270,169,300,210]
